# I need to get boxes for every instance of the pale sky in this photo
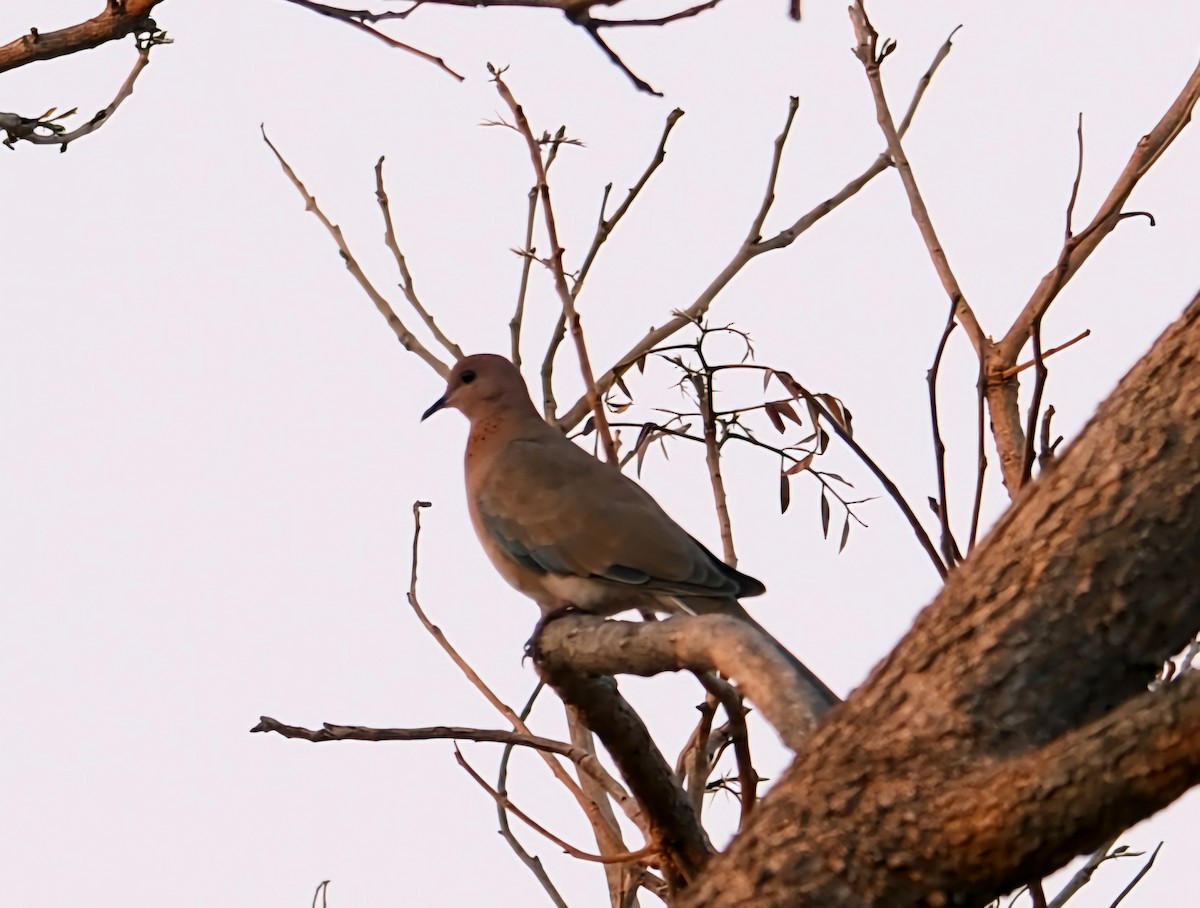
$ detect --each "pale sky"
[3,2,1198,906]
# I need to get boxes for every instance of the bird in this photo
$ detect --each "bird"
[422,353,836,706]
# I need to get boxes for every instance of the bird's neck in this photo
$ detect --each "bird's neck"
[465,400,550,472]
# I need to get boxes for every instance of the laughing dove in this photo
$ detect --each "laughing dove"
[423,353,835,703]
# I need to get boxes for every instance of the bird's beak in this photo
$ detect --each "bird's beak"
[421,395,447,421]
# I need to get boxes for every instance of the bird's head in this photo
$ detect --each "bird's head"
[421,353,535,423]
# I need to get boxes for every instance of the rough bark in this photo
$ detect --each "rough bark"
[0,0,166,75]
[674,291,1200,905]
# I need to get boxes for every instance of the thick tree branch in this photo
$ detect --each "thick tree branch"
[682,290,1200,905]
[534,614,832,753]
[0,0,166,75]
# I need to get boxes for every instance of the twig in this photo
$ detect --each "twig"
[998,57,1200,363]
[967,363,987,552]
[496,684,570,908]
[678,694,719,817]
[849,1,987,357]
[558,26,959,430]
[511,184,538,369]
[1108,842,1163,907]
[1,39,165,151]
[695,673,756,829]
[511,126,569,371]
[375,157,463,361]
[251,715,574,755]
[404,502,644,839]
[455,747,659,865]
[278,0,464,81]
[1047,835,1121,907]
[491,68,618,463]
[1020,316,1048,485]
[542,108,683,419]
[692,371,737,565]
[999,329,1091,379]
[927,307,960,567]
[262,129,451,377]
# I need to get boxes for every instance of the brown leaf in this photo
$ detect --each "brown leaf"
[785,452,815,475]
[762,368,775,392]
[839,516,851,553]
[820,490,830,537]
[764,401,787,434]
[615,374,633,399]
[633,423,657,477]
[580,416,596,437]
[780,471,791,513]
[636,354,647,374]
[818,428,830,454]
[776,399,803,427]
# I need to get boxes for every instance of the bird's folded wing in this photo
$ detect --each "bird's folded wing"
[476,436,758,598]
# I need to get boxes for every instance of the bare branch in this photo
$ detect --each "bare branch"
[491,68,619,462]
[262,129,452,377]
[927,307,960,567]
[278,0,464,81]
[541,108,682,419]
[455,747,659,865]
[251,715,575,756]
[998,57,1200,363]
[849,2,987,357]
[1,37,166,151]
[497,684,571,908]
[375,157,464,360]
[404,502,645,838]
[560,26,959,430]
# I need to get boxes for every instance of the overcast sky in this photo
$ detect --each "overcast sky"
[3,2,1198,906]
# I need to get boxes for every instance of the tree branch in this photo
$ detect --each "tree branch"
[534,614,831,752]
[559,25,959,430]
[0,0,166,75]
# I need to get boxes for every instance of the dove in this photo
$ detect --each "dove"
[422,353,836,705]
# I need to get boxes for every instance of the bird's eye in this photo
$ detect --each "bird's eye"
[460,370,476,385]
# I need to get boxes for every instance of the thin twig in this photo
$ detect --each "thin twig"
[849,2,987,357]
[455,748,659,865]
[262,129,451,377]
[1020,316,1048,485]
[967,363,987,552]
[541,109,683,419]
[1108,842,1163,907]
[491,68,618,462]
[696,673,756,829]
[998,57,1200,363]
[559,27,959,430]
[251,716,574,755]
[927,307,960,567]
[692,370,737,565]
[279,0,465,81]
[511,184,538,368]
[496,684,570,908]
[1047,835,1121,907]
[1,39,165,151]
[375,157,464,361]
[404,501,644,839]
[999,329,1091,379]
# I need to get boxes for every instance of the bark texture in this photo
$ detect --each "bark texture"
[0,1,166,75]
[675,291,1200,905]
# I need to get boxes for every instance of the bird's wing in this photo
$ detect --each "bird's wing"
[475,435,763,599]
